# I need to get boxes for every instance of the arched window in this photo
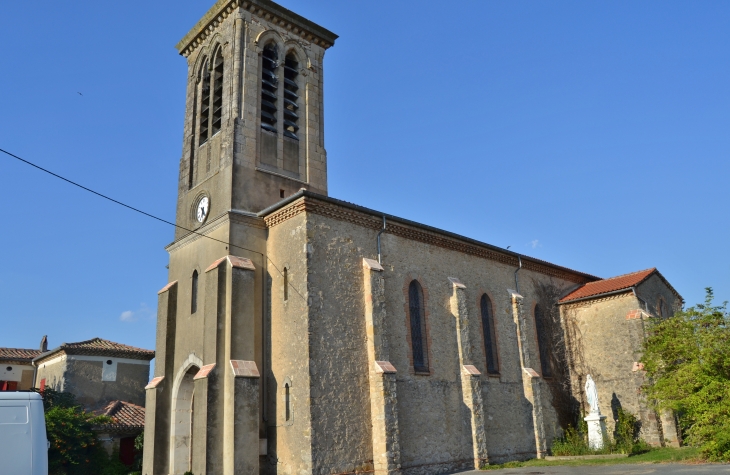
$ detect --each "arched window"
[408,280,429,373]
[210,49,224,136]
[282,52,300,173]
[480,294,499,375]
[285,383,291,421]
[260,43,279,167]
[191,270,199,314]
[283,267,289,301]
[198,58,211,145]
[534,304,552,378]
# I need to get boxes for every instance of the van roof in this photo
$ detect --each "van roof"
[0,392,42,401]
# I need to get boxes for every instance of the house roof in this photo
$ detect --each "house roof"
[0,347,42,363]
[34,338,154,363]
[93,400,145,432]
[559,268,682,304]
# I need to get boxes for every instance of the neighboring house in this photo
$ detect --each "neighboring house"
[0,336,46,391]
[34,337,154,411]
[93,400,146,466]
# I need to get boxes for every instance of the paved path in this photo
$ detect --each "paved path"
[461,464,730,474]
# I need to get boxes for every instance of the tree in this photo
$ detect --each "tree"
[641,288,730,461]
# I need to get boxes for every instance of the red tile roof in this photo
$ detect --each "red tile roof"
[34,338,154,362]
[0,347,42,363]
[560,268,657,303]
[93,400,145,432]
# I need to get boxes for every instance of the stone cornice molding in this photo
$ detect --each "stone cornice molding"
[264,195,595,285]
[165,211,265,254]
[560,291,633,309]
[176,0,338,58]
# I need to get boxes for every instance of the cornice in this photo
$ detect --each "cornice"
[166,210,266,253]
[264,196,594,285]
[176,0,338,58]
[560,291,633,309]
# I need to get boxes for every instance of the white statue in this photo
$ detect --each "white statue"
[585,374,600,415]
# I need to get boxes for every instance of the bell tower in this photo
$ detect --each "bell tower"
[144,3,336,475]
[173,0,337,238]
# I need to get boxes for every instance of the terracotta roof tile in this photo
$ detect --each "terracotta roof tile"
[0,347,42,363]
[560,268,656,303]
[34,338,154,362]
[93,400,145,431]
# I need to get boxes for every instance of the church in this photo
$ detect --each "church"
[142,1,684,474]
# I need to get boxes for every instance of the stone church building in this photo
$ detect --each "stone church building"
[143,1,683,474]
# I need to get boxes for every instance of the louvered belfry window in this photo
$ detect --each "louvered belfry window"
[408,280,429,372]
[260,44,279,167]
[199,59,211,145]
[282,53,300,173]
[480,294,499,374]
[534,305,552,378]
[211,50,224,136]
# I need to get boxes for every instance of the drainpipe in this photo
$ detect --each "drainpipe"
[376,216,387,264]
[514,256,522,294]
[31,360,37,390]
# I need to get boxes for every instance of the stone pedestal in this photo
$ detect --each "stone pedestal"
[584,413,608,450]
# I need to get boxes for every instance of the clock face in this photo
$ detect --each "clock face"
[196,196,209,223]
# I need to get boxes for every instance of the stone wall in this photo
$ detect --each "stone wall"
[281,209,582,471]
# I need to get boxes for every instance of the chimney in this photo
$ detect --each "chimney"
[40,335,48,352]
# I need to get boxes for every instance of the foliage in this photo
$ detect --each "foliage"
[45,405,112,475]
[640,288,730,461]
[550,408,648,456]
[133,431,144,471]
[183,472,195,475]
[34,388,134,475]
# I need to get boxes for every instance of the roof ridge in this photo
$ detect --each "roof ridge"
[599,267,656,282]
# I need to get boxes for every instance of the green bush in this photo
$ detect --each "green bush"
[550,409,649,456]
[641,288,730,461]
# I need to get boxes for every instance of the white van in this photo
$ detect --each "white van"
[0,392,48,475]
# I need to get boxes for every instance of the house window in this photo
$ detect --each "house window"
[534,304,552,378]
[191,270,199,314]
[408,280,429,373]
[480,294,499,375]
[657,297,667,318]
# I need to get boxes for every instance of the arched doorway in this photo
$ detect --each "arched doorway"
[170,364,199,474]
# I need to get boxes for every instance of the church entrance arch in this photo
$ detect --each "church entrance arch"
[170,355,202,475]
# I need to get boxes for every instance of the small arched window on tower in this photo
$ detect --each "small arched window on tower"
[282,52,300,174]
[408,280,429,373]
[198,59,211,146]
[260,43,279,168]
[534,304,552,378]
[210,48,224,137]
[285,383,291,421]
[283,267,289,301]
[191,270,199,314]
[480,294,499,375]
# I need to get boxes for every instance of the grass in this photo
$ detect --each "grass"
[481,446,703,470]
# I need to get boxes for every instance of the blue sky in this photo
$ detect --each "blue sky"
[1,0,729,354]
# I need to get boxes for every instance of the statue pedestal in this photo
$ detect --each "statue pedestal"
[584,413,608,450]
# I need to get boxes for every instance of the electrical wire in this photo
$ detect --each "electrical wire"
[0,147,303,299]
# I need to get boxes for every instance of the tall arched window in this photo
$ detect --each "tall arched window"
[283,267,289,301]
[210,48,224,137]
[191,270,199,314]
[285,383,291,421]
[260,43,279,167]
[408,280,429,373]
[282,52,300,173]
[534,304,552,378]
[480,294,499,375]
[198,58,211,145]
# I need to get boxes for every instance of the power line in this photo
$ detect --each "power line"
[0,147,302,297]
